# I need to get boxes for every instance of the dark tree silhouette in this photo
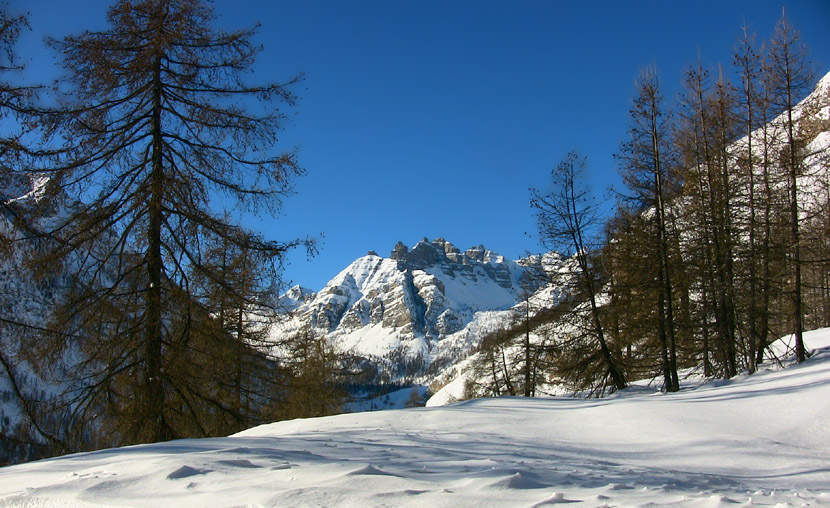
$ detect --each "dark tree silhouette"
[33,0,310,445]
[617,67,680,391]
[766,15,816,363]
[531,152,627,392]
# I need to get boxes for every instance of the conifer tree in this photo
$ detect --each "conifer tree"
[279,326,345,419]
[733,25,764,371]
[617,67,680,391]
[766,14,816,363]
[531,152,627,392]
[0,7,74,462]
[33,0,309,445]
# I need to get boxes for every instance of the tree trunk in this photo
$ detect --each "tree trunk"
[523,299,533,397]
[649,93,679,392]
[144,45,166,442]
[785,75,806,363]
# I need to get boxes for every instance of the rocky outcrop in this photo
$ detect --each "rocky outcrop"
[390,241,408,262]
[385,237,534,291]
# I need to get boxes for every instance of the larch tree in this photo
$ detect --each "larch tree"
[466,324,520,398]
[33,0,309,445]
[729,37,792,368]
[604,202,673,383]
[733,24,766,371]
[278,326,346,420]
[616,67,680,391]
[0,5,29,381]
[187,237,289,432]
[766,14,816,363]
[710,66,741,377]
[531,152,627,393]
[516,282,538,397]
[0,7,33,183]
[0,7,40,239]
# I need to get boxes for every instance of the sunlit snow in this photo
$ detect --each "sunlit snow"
[2,329,829,507]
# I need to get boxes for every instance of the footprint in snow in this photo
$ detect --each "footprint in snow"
[377,489,430,497]
[710,495,741,504]
[409,466,436,474]
[219,447,251,454]
[67,470,116,479]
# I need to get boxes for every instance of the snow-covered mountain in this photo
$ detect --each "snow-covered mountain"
[276,238,551,382]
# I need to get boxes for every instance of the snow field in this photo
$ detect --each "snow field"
[1,329,830,507]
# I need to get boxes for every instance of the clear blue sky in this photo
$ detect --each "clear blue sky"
[10,0,830,291]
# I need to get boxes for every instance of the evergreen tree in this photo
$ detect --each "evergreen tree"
[616,66,680,391]
[279,326,346,419]
[766,14,816,363]
[33,0,309,445]
[531,152,627,393]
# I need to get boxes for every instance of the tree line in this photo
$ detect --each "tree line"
[0,0,345,465]
[468,15,828,397]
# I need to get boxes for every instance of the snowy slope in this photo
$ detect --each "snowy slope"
[2,328,829,507]
[0,180,83,462]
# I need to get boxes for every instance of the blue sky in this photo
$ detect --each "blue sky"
[11,0,830,291]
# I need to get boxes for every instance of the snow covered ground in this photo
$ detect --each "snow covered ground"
[2,329,830,508]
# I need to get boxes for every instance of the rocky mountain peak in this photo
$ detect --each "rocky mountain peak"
[386,238,512,287]
[278,237,544,377]
[280,284,316,311]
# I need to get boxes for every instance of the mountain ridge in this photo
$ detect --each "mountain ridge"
[275,237,552,382]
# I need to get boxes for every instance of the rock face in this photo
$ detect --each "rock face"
[279,238,544,374]
[279,285,316,311]
[391,238,517,289]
